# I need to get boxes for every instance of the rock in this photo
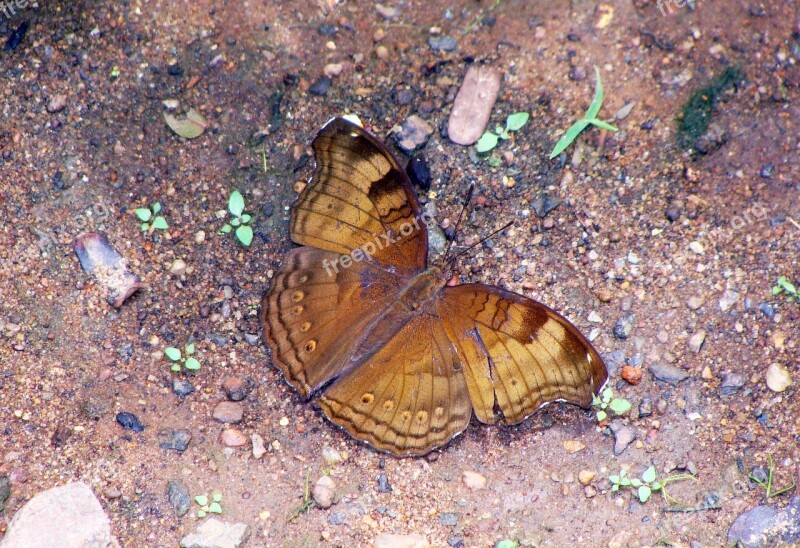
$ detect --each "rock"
[74,232,144,308]
[563,440,585,454]
[377,473,392,493]
[620,365,643,385]
[766,363,792,392]
[219,428,248,447]
[1,482,119,548]
[180,517,250,548]
[167,479,191,517]
[47,94,68,113]
[406,154,432,190]
[611,424,636,455]
[328,511,347,525]
[428,36,457,52]
[375,4,401,20]
[212,402,244,423]
[695,122,727,154]
[394,115,433,153]
[251,434,267,459]
[649,363,689,385]
[158,429,192,452]
[323,63,343,78]
[428,226,447,255]
[719,289,740,312]
[169,259,188,275]
[116,411,144,432]
[462,471,487,490]
[727,496,800,547]
[687,295,705,310]
[613,312,636,340]
[173,378,195,397]
[614,101,636,120]
[578,470,596,485]
[638,396,653,418]
[221,377,249,401]
[447,65,502,146]
[393,88,413,106]
[313,475,336,509]
[439,512,459,526]
[374,533,431,548]
[308,76,332,96]
[719,372,746,395]
[322,446,344,466]
[688,330,706,353]
[531,193,562,219]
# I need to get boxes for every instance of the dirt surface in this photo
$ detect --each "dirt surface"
[1,0,799,546]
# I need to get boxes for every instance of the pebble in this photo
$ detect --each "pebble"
[720,372,745,395]
[313,475,336,509]
[531,193,562,219]
[308,76,332,96]
[374,533,431,548]
[222,377,249,401]
[613,312,636,339]
[688,241,705,254]
[179,517,249,548]
[219,428,248,447]
[719,289,740,312]
[406,154,432,190]
[688,330,706,353]
[322,446,344,466]
[614,101,636,120]
[194,230,206,244]
[213,402,244,423]
[727,496,800,546]
[394,115,434,153]
[462,471,487,490]
[172,378,195,398]
[169,259,188,275]
[167,479,191,516]
[563,440,586,453]
[428,226,447,255]
[638,397,653,418]
[47,94,68,113]
[687,296,705,310]
[649,363,689,385]
[323,63,343,77]
[116,412,144,432]
[611,424,636,455]
[328,511,347,525]
[621,365,643,385]
[578,470,596,485]
[447,65,502,146]
[375,4,401,19]
[765,363,792,392]
[251,434,267,459]
[428,36,457,52]
[158,429,192,452]
[377,473,393,493]
[439,512,459,526]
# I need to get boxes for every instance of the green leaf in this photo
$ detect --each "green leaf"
[197,510,207,518]
[589,119,619,132]
[220,224,232,234]
[229,190,245,216]
[638,485,652,503]
[585,66,605,120]
[591,393,601,406]
[486,156,502,168]
[630,478,642,487]
[230,217,241,227]
[609,475,620,484]
[601,387,613,403]
[208,502,222,514]
[141,223,150,232]
[240,213,252,224]
[170,363,181,372]
[506,111,530,131]
[497,129,510,140]
[609,398,632,415]
[611,484,619,492]
[164,347,182,361]
[549,118,590,159]
[651,481,662,491]
[781,279,797,294]
[194,495,208,506]
[236,225,254,247]
[135,208,152,222]
[642,466,657,484]
[476,132,500,153]
[184,357,201,371]
[620,477,632,487]
[151,202,162,214]
[152,216,168,230]
[185,343,195,355]
[496,541,519,548]
[772,286,783,295]
[212,493,222,502]
[596,410,607,422]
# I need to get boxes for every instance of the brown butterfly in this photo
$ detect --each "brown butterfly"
[261,118,608,456]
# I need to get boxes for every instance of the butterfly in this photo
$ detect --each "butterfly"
[261,118,608,456]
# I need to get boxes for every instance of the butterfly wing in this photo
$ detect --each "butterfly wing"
[262,246,404,399]
[291,118,428,274]
[317,314,472,456]
[437,284,608,425]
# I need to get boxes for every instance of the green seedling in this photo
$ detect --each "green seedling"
[749,454,797,500]
[591,387,631,422]
[164,342,201,372]
[549,66,618,159]
[194,492,223,518]
[476,111,530,155]
[772,275,799,303]
[610,466,695,504]
[289,470,314,522]
[220,190,254,247]
[134,202,168,232]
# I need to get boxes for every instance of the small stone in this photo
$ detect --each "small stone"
[638,396,653,418]
[765,363,792,392]
[649,363,689,385]
[278,416,289,427]
[720,372,746,396]
[173,378,194,398]
[251,434,267,459]
[563,440,586,454]
[688,330,706,353]
[613,312,636,340]
[313,475,336,509]
[428,36,457,52]
[611,424,636,455]
[375,533,431,548]
[439,512,459,526]
[158,429,192,452]
[531,193,562,219]
[719,289,740,312]
[614,101,636,120]
[621,365,643,385]
[688,241,705,254]
[759,163,775,178]
[393,88,413,105]
[308,76,332,96]
[47,94,68,113]
[179,517,249,548]
[195,230,206,244]
[727,496,800,547]
[322,446,344,466]
[222,377,249,401]
[323,63,343,77]
[701,365,715,380]
[394,115,434,153]
[687,296,705,310]
[167,479,191,517]
[169,258,188,275]
[462,471,487,490]
[578,470,596,485]
[377,473,393,493]
[328,511,347,525]
[375,45,389,60]
[447,65,502,146]
[116,412,144,432]
[375,4,401,19]
[213,402,244,423]
[406,154,432,190]
[219,428,248,447]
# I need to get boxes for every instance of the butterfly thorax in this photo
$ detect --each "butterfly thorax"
[398,267,446,312]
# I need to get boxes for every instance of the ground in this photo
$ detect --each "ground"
[1,0,799,546]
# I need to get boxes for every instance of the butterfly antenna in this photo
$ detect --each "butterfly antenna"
[445,220,515,268]
[440,184,475,264]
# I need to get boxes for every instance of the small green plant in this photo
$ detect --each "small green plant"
[220,190,254,247]
[749,454,797,500]
[135,202,168,232]
[772,275,799,303]
[591,387,631,422]
[164,342,201,372]
[549,66,618,159]
[476,111,530,155]
[610,466,695,504]
[194,492,223,518]
[288,470,314,522]
[495,540,520,548]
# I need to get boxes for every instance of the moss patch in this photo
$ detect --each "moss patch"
[678,66,743,149]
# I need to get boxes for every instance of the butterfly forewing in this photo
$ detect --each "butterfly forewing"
[291,118,427,273]
[437,284,608,425]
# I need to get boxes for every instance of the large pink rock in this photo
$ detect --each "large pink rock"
[447,65,502,145]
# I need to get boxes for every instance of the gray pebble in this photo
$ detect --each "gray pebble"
[428,36,457,52]
[638,396,653,418]
[328,511,347,525]
[158,429,192,452]
[167,479,191,517]
[649,363,689,385]
[439,512,460,526]
[377,474,392,493]
[173,379,195,398]
[720,372,746,395]
[610,423,636,455]
[613,312,636,339]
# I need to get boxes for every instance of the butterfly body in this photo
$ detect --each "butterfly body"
[262,118,608,456]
